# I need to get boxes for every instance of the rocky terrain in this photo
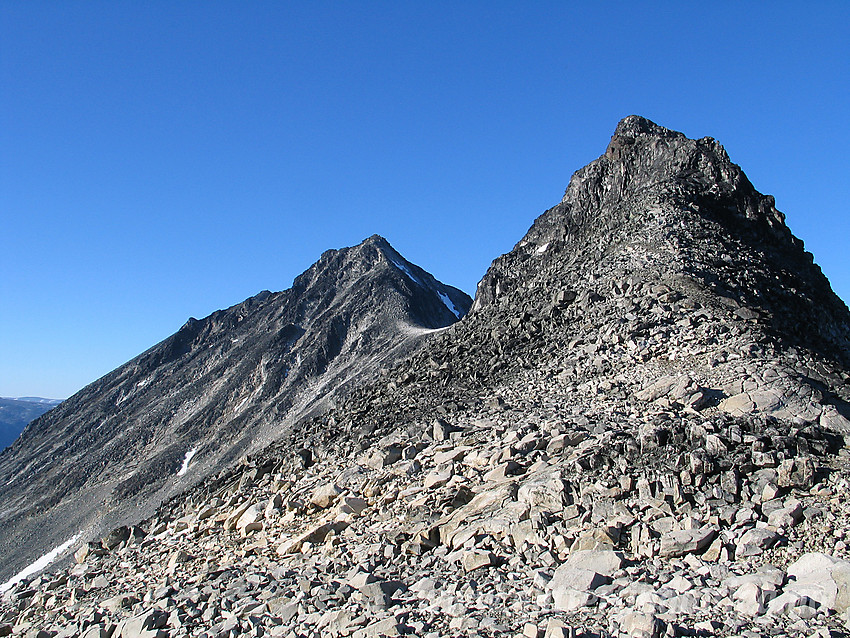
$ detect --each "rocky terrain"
[0,398,60,451]
[0,236,471,584]
[2,116,850,638]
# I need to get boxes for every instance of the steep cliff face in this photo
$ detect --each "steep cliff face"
[0,235,470,581]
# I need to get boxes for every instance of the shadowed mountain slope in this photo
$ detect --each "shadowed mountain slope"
[0,235,470,581]
[0,398,61,452]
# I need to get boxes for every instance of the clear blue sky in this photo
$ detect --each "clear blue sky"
[2,3,848,399]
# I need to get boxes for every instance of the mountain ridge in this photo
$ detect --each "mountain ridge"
[2,117,850,637]
[0,235,471,582]
[0,398,61,452]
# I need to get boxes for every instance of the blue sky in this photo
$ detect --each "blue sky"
[2,3,848,399]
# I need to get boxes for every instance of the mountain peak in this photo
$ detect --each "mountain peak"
[0,237,470,580]
[475,117,849,365]
[609,114,684,141]
[361,233,390,247]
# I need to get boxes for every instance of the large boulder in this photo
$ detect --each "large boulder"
[785,552,850,613]
[659,526,717,557]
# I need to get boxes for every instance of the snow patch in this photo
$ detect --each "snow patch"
[177,447,198,476]
[536,242,550,254]
[0,534,80,592]
[437,291,463,319]
[390,258,423,287]
[399,323,451,336]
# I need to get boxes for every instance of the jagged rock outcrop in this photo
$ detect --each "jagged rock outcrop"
[0,235,471,583]
[3,117,850,638]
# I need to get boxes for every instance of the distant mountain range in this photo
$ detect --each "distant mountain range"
[0,397,62,450]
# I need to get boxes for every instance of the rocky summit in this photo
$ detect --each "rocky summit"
[0,235,471,586]
[2,116,850,638]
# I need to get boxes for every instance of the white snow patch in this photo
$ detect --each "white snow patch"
[390,258,423,286]
[535,242,550,254]
[400,323,451,336]
[437,291,463,319]
[177,447,198,476]
[0,534,80,592]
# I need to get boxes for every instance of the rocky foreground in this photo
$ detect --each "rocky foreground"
[4,355,850,638]
[3,116,850,638]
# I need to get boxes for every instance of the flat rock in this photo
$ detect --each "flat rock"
[564,549,623,576]
[461,550,497,572]
[659,526,717,557]
[786,552,850,613]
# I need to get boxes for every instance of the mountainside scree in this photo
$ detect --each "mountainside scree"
[2,117,850,638]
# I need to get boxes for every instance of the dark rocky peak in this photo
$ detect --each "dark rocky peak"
[472,117,849,368]
[557,115,791,247]
[289,234,470,330]
[0,235,470,583]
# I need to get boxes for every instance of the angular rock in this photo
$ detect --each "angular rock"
[461,550,498,572]
[310,483,343,509]
[786,552,850,613]
[659,526,717,557]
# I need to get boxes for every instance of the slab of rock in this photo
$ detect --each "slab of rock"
[732,582,772,616]
[434,482,519,548]
[550,565,609,593]
[786,552,850,613]
[552,586,597,611]
[352,617,406,638]
[516,467,566,513]
[338,495,368,516]
[765,591,818,617]
[115,609,168,638]
[80,626,115,638]
[543,618,573,638]
[461,550,498,572]
[310,483,343,509]
[820,405,850,433]
[423,468,453,489]
[635,376,680,402]
[570,528,617,552]
[618,611,663,638]
[777,457,815,489]
[659,526,717,557]
[564,549,623,576]
[236,503,263,534]
[737,527,780,556]
[767,500,803,528]
[277,521,346,554]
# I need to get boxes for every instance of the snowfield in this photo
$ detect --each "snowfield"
[177,447,198,476]
[437,291,463,319]
[0,534,79,592]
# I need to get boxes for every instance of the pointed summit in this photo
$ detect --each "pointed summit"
[609,114,684,142]
[0,237,470,581]
[474,117,848,364]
